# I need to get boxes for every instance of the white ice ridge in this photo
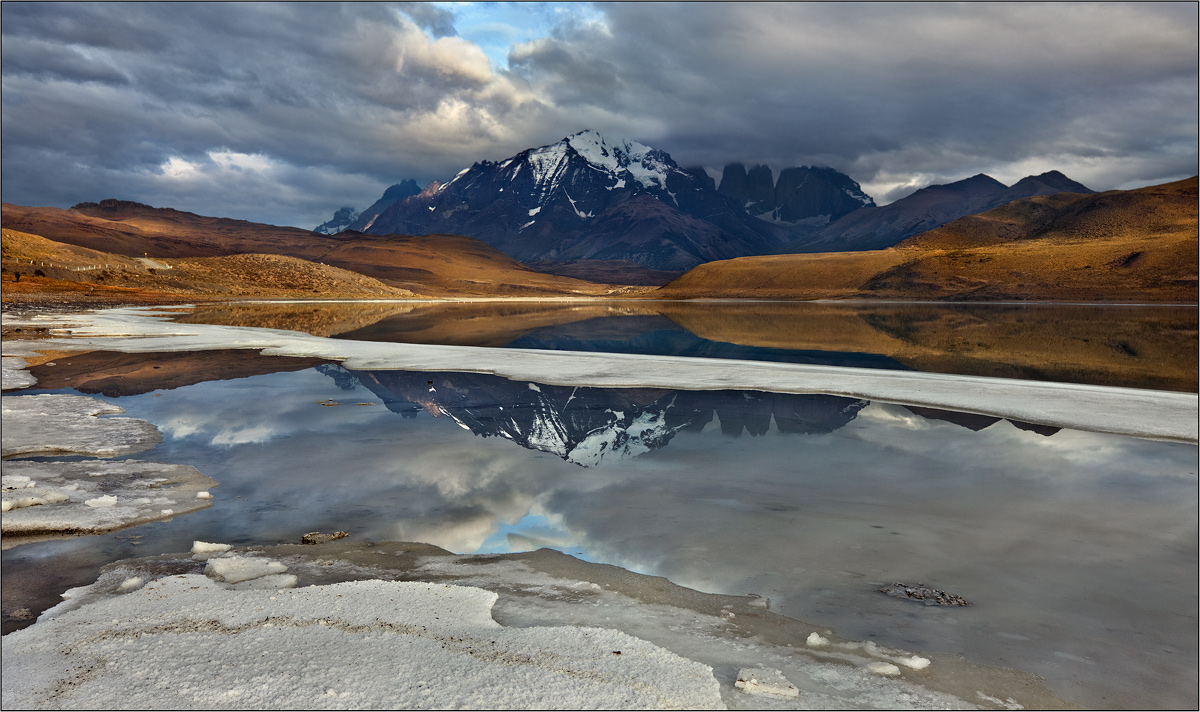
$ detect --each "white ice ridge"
[1,394,163,458]
[1,461,216,539]
[2,356,36,391]
[1,576,725,710]
[14,307,1199,444]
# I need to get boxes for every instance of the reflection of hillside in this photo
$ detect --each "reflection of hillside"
[658,302,1198,392]
[175,300,1198,392]
[320,366,867,466]
[177,302,420,337]
[333,302,659,347]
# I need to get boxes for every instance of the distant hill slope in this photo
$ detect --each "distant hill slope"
[657,177,1198,303]
[1,201,619,297]
[786,170,1094,252]
[1,228,413,300]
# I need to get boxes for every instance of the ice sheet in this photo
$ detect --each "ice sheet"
[1,394,162,458]
[9,307,1196,443]
[4,542,1067,710]
[1,356,36,391]
[2,574,724,710]
[1,460,216,540]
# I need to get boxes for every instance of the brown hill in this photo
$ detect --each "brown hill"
[1,200,619,297]
[658,177,1198,302]
[1,228,413,301]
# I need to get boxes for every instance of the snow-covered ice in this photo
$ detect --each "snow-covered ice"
[734,667,799,698]
[2,575,724,710]
[7,306,1195,443]
[1,356,36,391]
[1,540,1067,710]
[2,394,162,458]
[1,460,216,542]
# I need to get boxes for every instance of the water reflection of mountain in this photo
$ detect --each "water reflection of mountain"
[318,365,868,467]
[506,314,913,370]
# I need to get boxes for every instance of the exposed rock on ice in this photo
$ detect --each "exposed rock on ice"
[2,575,725,710]
[0,460,216,542]
[1,394,162,458]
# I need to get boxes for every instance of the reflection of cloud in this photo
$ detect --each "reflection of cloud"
[104,367,1196,709]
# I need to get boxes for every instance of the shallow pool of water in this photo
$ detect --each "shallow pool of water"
[4,360,1196,708]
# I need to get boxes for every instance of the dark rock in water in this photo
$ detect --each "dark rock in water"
[879,582,971,606]
[302,531,350,545]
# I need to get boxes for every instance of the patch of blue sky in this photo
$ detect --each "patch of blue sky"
[437,2,605,70]
[476,512,593,558]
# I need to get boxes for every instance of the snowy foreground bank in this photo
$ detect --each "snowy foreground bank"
[2,540,1062,709]
[5,306,1198,443]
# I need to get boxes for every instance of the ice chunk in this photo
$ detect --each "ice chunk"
[195,490,212,499]
[204,555,288,584]
[867,661,902,676]
[1,460,217,543]
[117,577,144,593]
[228,573,299,590]
[1,356,36,391]
[898,655,932,670]
[806,631,829,646]
[734,667,799,697]
[192,541,232,555]
[1,394,161,458]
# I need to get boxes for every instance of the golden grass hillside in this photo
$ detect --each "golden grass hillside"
[2,228,412,301]
[658,177,1198,302]
[1,201,621,297]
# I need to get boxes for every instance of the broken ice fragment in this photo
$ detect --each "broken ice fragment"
[734,667,799,697]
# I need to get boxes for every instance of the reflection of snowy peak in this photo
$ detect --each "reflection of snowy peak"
[357,130,785,271]
[325,367,866,467]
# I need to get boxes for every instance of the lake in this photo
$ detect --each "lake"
[2,300,1197,709]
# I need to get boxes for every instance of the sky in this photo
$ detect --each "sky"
[2,2,1196,229]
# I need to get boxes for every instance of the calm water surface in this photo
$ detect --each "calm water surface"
[4,359,1196,709]
[176,300,1200,391]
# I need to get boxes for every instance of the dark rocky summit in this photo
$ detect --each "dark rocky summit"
[355,130,785,271]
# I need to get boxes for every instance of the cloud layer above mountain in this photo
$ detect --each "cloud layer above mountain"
[2,2,1195,227]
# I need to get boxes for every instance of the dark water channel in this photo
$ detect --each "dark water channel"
[4,361,1197,709]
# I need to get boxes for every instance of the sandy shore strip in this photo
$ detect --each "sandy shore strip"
[7,306,1197,443]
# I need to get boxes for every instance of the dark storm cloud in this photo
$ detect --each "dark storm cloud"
[513,3,1197,197]
[2,2,1195,226]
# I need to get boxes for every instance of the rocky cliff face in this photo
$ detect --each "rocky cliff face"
[718,164,875,227]
[357,130,785,271]
[314,206,360,234]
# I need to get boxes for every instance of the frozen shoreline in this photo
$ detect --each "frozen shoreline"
[5,306,1197,443]
[2,540,1068,710]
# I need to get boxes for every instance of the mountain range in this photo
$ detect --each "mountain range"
[323,129,1094,274]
